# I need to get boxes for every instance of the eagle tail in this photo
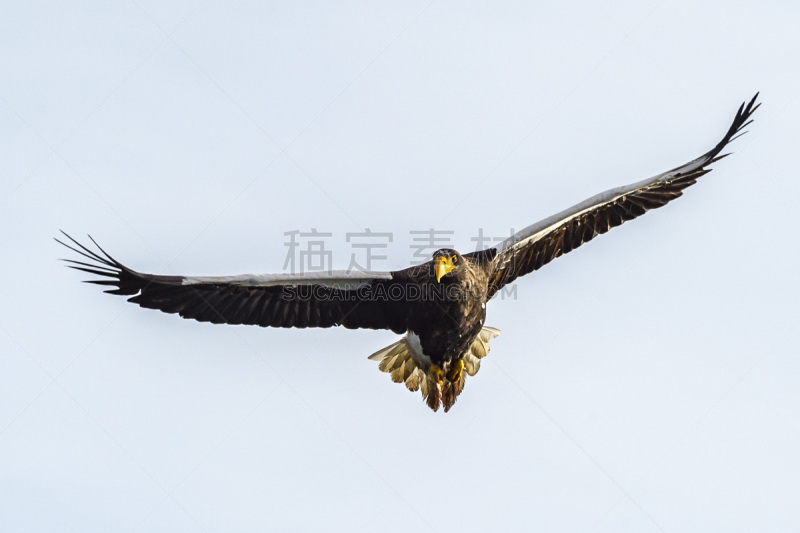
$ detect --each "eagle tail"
[368,326,500,412]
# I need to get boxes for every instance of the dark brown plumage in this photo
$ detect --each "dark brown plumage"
[58,94,759,412]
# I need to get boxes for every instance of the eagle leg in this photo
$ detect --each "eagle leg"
[429,364,444,384]
[445,359,464,383]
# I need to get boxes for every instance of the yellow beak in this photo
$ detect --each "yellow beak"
[435,256,455,283]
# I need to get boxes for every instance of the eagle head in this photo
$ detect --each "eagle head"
[432,248,463,282]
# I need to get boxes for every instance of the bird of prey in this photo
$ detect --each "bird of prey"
[58,94,759,412]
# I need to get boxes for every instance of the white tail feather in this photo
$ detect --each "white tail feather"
[367,326,500,412]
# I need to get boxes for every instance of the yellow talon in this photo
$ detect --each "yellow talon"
[446,359,464,382]
[430,364,444,383]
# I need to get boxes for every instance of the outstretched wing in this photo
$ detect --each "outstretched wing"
[481,93,760,298]
[57,232,410,333]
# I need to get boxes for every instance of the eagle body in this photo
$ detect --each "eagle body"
[403,250,489,367]
[58,94,760,412]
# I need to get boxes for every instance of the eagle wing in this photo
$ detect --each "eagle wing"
[479,93,760,298]
[57,232,411,333]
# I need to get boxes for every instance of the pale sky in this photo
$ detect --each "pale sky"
[2,1,799,532]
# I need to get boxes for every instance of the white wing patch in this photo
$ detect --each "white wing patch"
[182,270,392,290]
[495,154,716,255]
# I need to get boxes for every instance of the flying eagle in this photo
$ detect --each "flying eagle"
[58,94,759,412]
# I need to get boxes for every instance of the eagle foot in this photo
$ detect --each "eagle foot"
[430,364,444,384]
[446,359,464,383]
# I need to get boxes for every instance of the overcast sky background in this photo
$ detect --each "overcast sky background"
[2,1,799,532]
